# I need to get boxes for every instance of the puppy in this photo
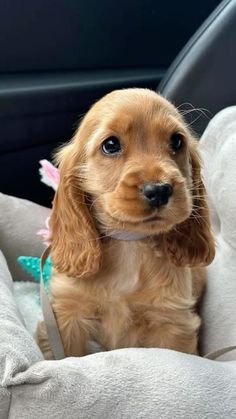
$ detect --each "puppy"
[37,88,215,359]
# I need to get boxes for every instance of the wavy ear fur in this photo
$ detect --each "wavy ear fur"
[164,143,215,267]
[49,142,102,279]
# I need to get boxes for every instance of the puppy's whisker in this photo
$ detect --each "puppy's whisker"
[191,207,209,215]
[189,213,208,220]
[192,197,208,201]
[188,187,207,193]
[177,102,197,111]
[191,208,207,213]
[188,181,206,187]
[187,190,208,196]
[189,216,201,226]
[188,180,206,186]
[191,197,208,201]
[189,212,210,224]
[190,215,209,221]
[187,114,206,128]
[192,203,207,209]
[190,208,208,217]
[191,191,208,196]
[181,108,211,120]
[89,196,101,211]
[177,103,212,121]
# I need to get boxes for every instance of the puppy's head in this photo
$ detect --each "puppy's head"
[50,89,215,277]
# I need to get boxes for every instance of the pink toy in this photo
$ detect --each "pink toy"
[39,159,60,191]
[37,160,60,244]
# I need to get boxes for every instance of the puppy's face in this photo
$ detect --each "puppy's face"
[79,89,193,234]
[51,88,215,277]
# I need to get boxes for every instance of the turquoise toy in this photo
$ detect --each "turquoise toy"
[17,255,51,291]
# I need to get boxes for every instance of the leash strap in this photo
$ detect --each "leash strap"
[40,247,65,360]
[204,345,236,361]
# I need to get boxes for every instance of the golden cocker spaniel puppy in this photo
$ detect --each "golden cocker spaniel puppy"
[37,88,215,359]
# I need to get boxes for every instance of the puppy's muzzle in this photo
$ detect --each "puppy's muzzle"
[141,182,173,208]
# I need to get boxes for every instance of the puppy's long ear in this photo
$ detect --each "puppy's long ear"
[49,142,102,279]
[164,144,215,267]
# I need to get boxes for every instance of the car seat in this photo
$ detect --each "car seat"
[159,0,236,135]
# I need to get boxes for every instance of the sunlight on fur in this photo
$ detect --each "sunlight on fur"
[36,88,215,358]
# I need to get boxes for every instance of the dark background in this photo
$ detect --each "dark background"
[0,0,220,205]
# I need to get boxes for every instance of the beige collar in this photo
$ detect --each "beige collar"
[107,230,149,241]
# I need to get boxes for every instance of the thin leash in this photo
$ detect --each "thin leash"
[40,246,65,360]
[204,346,236,361]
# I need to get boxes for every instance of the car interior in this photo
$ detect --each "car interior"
[1,1,236,417]
[0,0,222,206]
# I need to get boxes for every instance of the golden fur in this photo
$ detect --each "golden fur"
[36,88,215,359]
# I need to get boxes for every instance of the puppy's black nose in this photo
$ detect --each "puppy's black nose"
[141,183,173,208]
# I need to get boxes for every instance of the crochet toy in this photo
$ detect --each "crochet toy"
[17,255,51,290]
[17,159,59,288]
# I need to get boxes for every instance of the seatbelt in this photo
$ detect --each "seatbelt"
[40,247,65,360]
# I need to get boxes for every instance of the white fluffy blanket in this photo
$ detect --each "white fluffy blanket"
[200,107,236,360]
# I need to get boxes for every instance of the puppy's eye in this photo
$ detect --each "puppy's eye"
[102,137,121,155]
[170,133,183,154]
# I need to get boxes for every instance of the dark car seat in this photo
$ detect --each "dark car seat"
[159,0,236,135]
